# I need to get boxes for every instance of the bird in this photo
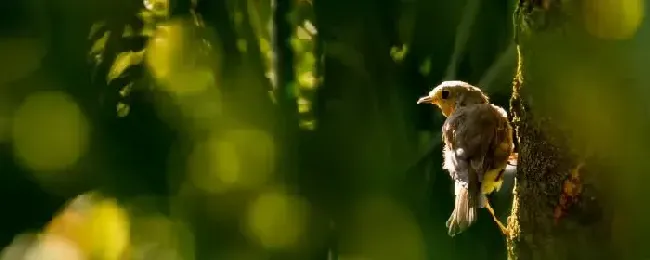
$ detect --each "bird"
[417,80,514,236]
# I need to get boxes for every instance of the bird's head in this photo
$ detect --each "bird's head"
[416,80,489,117]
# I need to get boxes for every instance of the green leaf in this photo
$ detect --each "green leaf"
[88,22,106,39]
[119,82,134,98]
[116,102,130,118]
[390,44,408,62]
[89,31,110,60]
[107,51,145,83]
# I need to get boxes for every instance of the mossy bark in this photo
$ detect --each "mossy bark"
[506,1,616,259]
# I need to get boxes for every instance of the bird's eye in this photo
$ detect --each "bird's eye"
[441,90,450,99]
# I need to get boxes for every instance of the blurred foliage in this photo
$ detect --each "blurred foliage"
[0,0,649,259]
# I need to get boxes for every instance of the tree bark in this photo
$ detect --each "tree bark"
[505,0,650,259]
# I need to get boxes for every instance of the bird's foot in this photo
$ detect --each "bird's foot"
[484,197,509,236]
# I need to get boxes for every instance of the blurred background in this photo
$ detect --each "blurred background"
[0,0,648,259]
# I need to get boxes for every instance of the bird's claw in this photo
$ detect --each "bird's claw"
[484,197,509,236]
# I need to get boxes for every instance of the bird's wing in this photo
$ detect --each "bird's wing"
[442,104,500,235]
[490,105,514,163]
[446,104,500,177]
[481,105,514,194]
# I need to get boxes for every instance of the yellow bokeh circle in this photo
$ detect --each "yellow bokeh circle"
[583,0,645,39]
[12,91,89,172]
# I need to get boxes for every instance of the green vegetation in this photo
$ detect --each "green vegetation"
[1,0,649,259]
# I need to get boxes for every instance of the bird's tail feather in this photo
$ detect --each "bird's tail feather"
[446,185,478,236]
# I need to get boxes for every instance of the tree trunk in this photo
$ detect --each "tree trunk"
[506,0,650,259]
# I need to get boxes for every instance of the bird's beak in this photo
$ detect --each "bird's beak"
[417,95,435,104]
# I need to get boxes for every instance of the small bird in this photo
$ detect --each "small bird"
[417,81,513,236]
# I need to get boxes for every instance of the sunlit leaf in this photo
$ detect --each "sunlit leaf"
[259,38,271,53]
[297,97,310,114]
[107,51,145,83]
[302,20,317,35]
[119,83,134,98]
[89,31,110,60]
[296,26,312,40]
[88,22,107,39]
[298,72,316,89]
[137,10,156,26]
[390,44,408,63]
[86,0,164,120]
[299,120,316,130]
[116,102,131,118]
[144,0,169,17]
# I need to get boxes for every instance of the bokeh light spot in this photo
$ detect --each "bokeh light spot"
[12,91,89,172]
[237,39,248,52]
[146,23,179,84]
[25,235,84,260]
[298,72,317,90]
[39,193,130,260]
[245,190,310,249]
[89,198,130,260]
[340,196,426,260]
[144,0,169,16]
[583,0,644,39]
[0,38,45,86]
[0,234,36,260]
[145,21,218,96]
[129,211,194,260]
[213,140,241,184]
[189,130,274,193]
